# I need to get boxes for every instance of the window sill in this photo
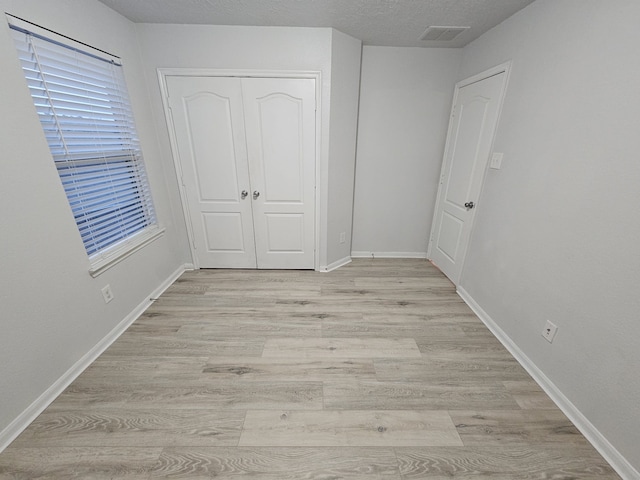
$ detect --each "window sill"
[88,226,165,278]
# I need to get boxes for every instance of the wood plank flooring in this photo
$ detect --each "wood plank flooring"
[0,259,619,479]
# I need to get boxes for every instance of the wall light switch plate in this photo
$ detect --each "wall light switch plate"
[490,152,504,169]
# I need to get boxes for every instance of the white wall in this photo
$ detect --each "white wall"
[135,24,347,269]
[326,30,362,268]
[352,47,461,257]
[0,0,185,445]
[457,0,640,474]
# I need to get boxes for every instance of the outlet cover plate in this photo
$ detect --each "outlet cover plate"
[542,320,558,343]
[101,284,114,304]
[490,152,504,169]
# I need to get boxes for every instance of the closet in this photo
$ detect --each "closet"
[166,76,316,269]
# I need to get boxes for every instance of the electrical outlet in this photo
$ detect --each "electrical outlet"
[339,232,346,244]
[490,152,504,169]
[101,284,114,304]
[541,320,558,343]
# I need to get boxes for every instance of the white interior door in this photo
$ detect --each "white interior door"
[241,78,316,269]
[428,70,507,284]
[166,75,316,269]
[166,76,256,268]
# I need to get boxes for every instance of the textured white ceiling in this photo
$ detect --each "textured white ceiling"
[97,0,535,48]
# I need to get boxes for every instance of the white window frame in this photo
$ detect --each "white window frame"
[8,15,163,276]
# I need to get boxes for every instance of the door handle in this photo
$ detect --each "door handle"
[253,191,260,200]
[241,190,248,200]
[464,201,475,210]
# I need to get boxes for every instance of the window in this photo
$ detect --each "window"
[9,16,161,276]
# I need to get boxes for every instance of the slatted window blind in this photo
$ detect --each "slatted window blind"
[9,20,157,262]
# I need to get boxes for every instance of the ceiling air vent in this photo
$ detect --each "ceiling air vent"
[420,26,470,42]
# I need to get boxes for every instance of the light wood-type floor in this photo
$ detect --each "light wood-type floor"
[0,259,620,479]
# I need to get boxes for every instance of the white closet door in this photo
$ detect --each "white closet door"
[166,76,316,269]
[242,78,316,269]
[166,76,257,268]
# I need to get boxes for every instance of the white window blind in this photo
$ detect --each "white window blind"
[9,18,158,264]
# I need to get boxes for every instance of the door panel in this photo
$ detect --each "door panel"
[265,213,305,252]
[256,94,304,203]
[429,72,507,284]
[186,92,240,202]
[437,211,464,262]
[445,98,490,207]
[242,78,316,269]
[202,212,247,252]
[166,76,257,268]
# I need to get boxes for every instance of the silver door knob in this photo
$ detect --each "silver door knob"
[464,201,475,209]
[241,190,248,199]
[253,191,260,200]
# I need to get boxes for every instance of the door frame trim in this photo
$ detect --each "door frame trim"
[427,61,511,284]
[158,68,322,270]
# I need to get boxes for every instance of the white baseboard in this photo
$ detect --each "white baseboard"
[351,251,427,259]
[457,286,639,480]
[0,264,187,454]
[322,256,352,272]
